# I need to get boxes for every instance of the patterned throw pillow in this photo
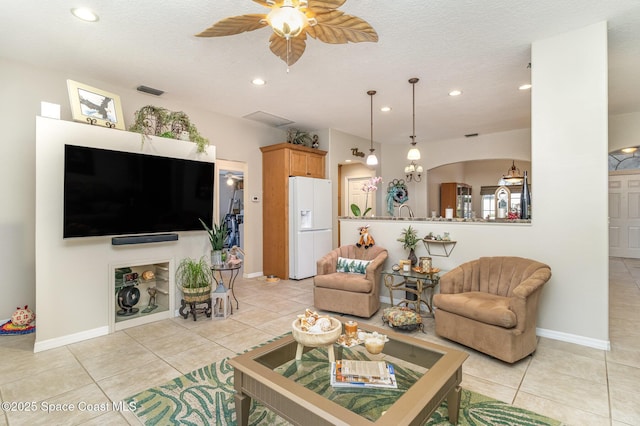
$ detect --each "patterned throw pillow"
[336,257,372,274]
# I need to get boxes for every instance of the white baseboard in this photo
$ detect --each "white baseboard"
[33,326,109,353]
[244,271,263,279]
[536,327,611,351]
[378,297,611,351]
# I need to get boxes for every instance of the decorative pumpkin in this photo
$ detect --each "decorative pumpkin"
[12,305,35,326]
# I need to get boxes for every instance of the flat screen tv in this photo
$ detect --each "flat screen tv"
[63,144,215,238]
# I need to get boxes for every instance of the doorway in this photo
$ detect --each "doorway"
[609,171,640,258]
[216,159,247,253]
[342,163,376,214]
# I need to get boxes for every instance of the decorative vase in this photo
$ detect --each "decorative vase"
[520,171,531,219]
[408,248,418,266]
[212,250,223,266]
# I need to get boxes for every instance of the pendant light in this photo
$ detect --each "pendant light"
[366,90,379,166]
[407,77,421,160]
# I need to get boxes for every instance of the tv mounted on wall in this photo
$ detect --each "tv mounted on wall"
[63,144,215,238]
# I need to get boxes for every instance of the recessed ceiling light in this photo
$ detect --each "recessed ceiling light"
[71,8,99,22]
[519,84,532,91]
[252,78,266,86]
[448,90,462,96]
[621,147,638,153]
[345,159,352,163]
[380,106,391,112]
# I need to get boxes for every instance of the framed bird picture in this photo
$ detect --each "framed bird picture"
[66,79,125,130]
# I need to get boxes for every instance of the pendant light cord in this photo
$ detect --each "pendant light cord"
[410,77,419,145]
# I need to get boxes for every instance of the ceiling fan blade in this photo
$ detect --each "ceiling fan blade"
[196,14,268,37]
[306,10,378,44]
[306,0,346,12]
[269,32,307,65]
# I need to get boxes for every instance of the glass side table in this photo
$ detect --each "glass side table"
[211,263,241,313]
[382,269,440,316]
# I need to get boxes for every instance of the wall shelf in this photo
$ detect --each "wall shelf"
[422,239,457,257]
[112,261,174,331]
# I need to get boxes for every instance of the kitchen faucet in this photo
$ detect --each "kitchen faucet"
[398,204,414,218]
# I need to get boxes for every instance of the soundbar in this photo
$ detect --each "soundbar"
[112,233,179,246]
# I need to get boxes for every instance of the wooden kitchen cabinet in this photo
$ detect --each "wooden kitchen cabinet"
[260,143,327,279]
[440,182,472,218]
[289,147,325,177]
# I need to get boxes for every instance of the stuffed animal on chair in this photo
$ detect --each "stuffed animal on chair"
[356,225,375,249]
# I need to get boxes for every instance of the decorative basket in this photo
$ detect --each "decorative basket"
[181,284,212,303]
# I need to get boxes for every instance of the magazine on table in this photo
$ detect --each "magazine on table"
[330,360,397,389]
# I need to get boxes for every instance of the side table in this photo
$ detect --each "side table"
[382,269,440,316]
[211,263,241,313]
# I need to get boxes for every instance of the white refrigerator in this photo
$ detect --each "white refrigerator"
[289,176,333,279]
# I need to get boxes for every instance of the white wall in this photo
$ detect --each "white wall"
[530,21,609,343]
[339,23,611,350]
[0,58,285,322]
[35,118,216,350]
[610,111,640,152]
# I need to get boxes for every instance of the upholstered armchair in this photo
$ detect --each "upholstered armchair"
[433,256,551,363]
[313,245,388,318]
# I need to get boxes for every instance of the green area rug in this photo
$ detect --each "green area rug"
[126,337,563,426]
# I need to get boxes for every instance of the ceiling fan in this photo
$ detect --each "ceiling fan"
[196,0,378,66]
[224,173,243,185]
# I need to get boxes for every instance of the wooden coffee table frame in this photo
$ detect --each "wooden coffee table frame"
[229,323,468,426]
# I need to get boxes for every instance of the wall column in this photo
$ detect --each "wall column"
[531,22,609,343]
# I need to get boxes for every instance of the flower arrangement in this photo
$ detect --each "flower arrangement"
[350,176,382,217]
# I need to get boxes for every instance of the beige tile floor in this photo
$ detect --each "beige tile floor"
[0,257,638,425]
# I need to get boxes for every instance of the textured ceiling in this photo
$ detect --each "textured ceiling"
[2,0,640,146]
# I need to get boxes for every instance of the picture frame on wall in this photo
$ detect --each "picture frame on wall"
[66,79,125,130]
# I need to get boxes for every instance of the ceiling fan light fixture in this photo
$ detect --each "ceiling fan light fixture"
[266,0,308,39]
[71,7,99,22]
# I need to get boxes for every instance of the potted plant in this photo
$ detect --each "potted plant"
[398,225,419,266]
[175,256,212,303]
[287,128,312,146]
[199,218,229,266]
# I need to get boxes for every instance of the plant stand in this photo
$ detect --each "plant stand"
[179,297,212,321]
[179,284,213,321]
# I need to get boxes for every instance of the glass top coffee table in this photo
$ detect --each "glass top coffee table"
[229,323,468,425]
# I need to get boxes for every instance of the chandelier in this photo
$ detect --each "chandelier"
[405,161,423,182]
[499,160,524,185]
[405,78,422,181]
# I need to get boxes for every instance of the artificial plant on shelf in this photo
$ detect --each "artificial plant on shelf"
[350,176,382,218]
[129,106,209,153]
[398,225,419,266]
[199,218,229,266]
[287,128,312,146]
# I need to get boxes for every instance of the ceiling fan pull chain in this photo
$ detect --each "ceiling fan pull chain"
[286,38,291,73]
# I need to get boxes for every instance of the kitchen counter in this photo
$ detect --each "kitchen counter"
[339,216,531,224]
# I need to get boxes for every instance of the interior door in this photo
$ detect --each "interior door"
[347,177,375,216]
[609,172,640,258]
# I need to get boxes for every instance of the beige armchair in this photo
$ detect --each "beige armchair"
[313,245,388,318]
[433,256,551,363]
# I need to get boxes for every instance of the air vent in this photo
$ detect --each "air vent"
[136,85,164,96]
[465,133,479,138]
[243,111,294,127]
